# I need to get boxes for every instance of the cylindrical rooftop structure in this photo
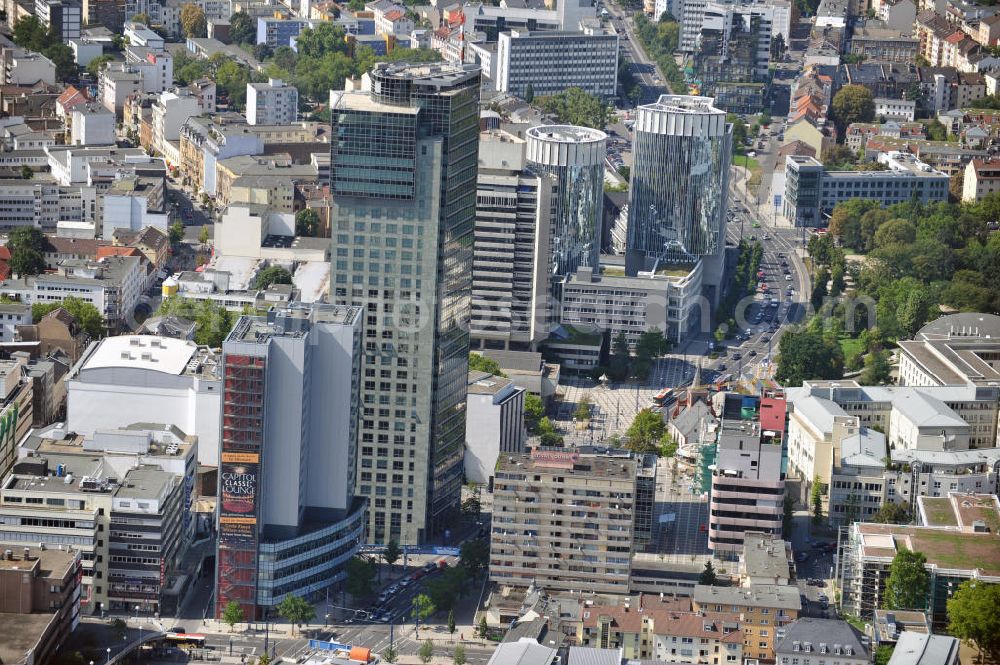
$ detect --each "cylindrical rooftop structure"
[526,124,607,278]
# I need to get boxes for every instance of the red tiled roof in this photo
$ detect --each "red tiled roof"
[0,261,10,281]
[96,246,142,259]
[383,9,404,20]
[0,247,10,261]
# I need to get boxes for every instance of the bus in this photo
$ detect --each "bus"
[652,388,677,408]
[163,634,207,648]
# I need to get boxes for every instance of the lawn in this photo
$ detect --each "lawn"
[839,336,865,360]
[910,530,1000,575]
[921,498,958,527]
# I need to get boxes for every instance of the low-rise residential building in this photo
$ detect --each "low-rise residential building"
[963,157,1000,201]
[33,256,145,331]
[70,103,115,146]
[0,180,97,230]
[215,153,317,212]
[692,584,801,662]
[740,532,792,586]
[849,23,918,61]
[464,370,525,486]
[256,16,312,47]
[0,304,31,343]
[782,152,949,227]
[875,97,916,121]
[774,618,869,665]
[490,449,637,594]
[0,546,82,665]
[577,596,744,664]
[495,27,619,99]
[98,63,143,117]
[2,47,56,86]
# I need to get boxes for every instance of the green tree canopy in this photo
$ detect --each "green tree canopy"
[535,87,612,129]
[253,266,293,290]
[344,557,377,598]
[626,409,666,454]
[383,539,401,569]
[10,248,45,278]
[295,208,320,237]
[775,330,845,387]
[221,600,246,632]
[229,11,256,44]
[8,227,46,254]
[32,298,105,338]
[180,3,207,37]
[883,548,929,610]
[468,353,505,377]
[459,538,489,579]
[698,561,717,585]
[872,501,911,524]
[419,639,434,664]
[276,594,315,633]
[832,84,875,129]
[523,393,545,433]
[12,16,48,51]
[155,296,235,348]
[947,580,1000,662]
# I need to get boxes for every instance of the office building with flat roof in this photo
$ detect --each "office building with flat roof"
[783,152,949,226]
[328,62,481,545]
[897,313,1000,387]
[495,27,618,99]
[216,303,366,621]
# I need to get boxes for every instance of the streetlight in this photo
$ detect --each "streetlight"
[135,605,141,649]
[106,648,111,665]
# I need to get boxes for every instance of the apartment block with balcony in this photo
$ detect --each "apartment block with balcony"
[490,449,636,594]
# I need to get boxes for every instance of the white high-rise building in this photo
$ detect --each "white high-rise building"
[246,79,298,126]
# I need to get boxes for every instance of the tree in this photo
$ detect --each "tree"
[345,556,377,598]
[296,208,320,237]
[947,581,1000,663]
[169,221,184,244]
[413,595,435,636]
[32,297,105,339]
[180,3,207,37]
[626,409,666,454]
[253,266,293,290]
[221,600,245,632]
[537,417,563,447]
[699,561,718,585]
[453,644,466,665]
[10,248,45,278]
[535,87,612,129]
[44,41,82,83]
[19,165,33,180]
[635,328,669,361]
[524,83,534,103]
[130,12,150,23]
[468,353,505,377]
[426,567,467,613]
[295,22,349,59]
[479,616,489,640]
[523,393,545,433]
[111,618,128,640]
[872,502,911,524]
[198,226,210,245]
[12,16,47,51]
[860,350,891,385]
[874,646,895,665]
[832,84,875,130]
[775,329,845,387]
[419,640,434,664]
[155,296,235,347]
[873,218,916,250]
[883,548,928,610]
[383,539,401,572]
[461,495,481,516]
[8,227,45,254]
[229,11,256,44]
[810,476,824,525]
[254,43,273,61]
[459,538,489,579]
[276,594,315,634]
[447,610,456,640]
[86,54,114,78]
[608,331,631,381]
[573,396,591,422]
[383,646,397,664]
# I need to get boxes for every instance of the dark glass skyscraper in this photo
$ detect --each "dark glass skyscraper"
[329,63,480,544]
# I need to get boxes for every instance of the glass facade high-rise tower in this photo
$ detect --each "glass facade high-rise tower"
[626,94,732,304]
[329,63,481,544]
